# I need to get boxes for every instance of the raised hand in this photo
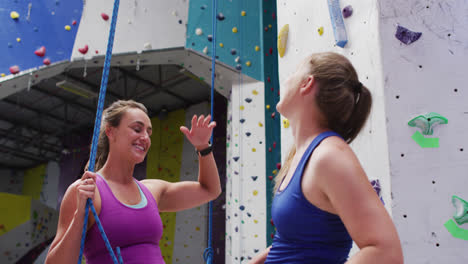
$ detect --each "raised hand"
[180,115,216,150]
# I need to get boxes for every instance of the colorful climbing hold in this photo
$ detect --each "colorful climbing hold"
[252,90,259,95]
[78,44,89,54]
[10,11,20,20]
[246,61,251,67]
[230,49,237,55]
[216,13,225,21]
[207,35,213,42]
[241,11,246,16]
[232,27,238,33]
[16,38,21,42]
[9,65,20,74]
[252,148,256,152]
[255,45,260,52]
[101,13,109,21]
[342,5,353,18]
[240,105,245,110]
[236,64,242,70]
[318,26,324,36]
[43,58,51,65]
[253,190,258,196]
[65,25,71,31]
[34,46,46,57]
[195,28,203,36]
[1,73,5,77]
[72,20,77,25]
[283,118,290,128]
[277,24,289,58]
[245,98,252,103]
[395,25,422,45]
[219,43,224,47]
[259,122,263,127]
[276,163,282,170]
[266,105,270,109]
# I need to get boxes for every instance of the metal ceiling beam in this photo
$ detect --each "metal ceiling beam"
[63,72,123,101]
[33,85,96,115]
[118,67,194,104]
[2,98,72,127]
[0,144,56,163]
[0,127,62,152]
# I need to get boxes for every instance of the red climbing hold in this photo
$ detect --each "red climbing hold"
[72,20,77,25]
[269,47,273,55]
[273,142,276,148]
[270,219,275,226]
[43,58,51,65]
[9,65,20,74]
[95,50,99,54]
[34,46,46,57]
[265,27,269,32]
[268,147,272,152]
[78,44,89,54]
[276,163,281,170]
[267,76,271,82]
[272,12,276,20]
[268,175,273,180]
[271,112,276,119]
[101,13,109,21]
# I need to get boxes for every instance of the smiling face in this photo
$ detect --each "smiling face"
[107,108,152,164]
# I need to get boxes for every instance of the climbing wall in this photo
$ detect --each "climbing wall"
[225,78,267,263]
[72,0,189,60]
[0,163,59,264]
[186,0,263,81]
[0,0,83,77]
[379,0,468,263]
[277,0,391,257]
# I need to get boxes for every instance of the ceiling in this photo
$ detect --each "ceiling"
[0,63,212,170]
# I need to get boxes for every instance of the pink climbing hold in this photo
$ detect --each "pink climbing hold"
[72,20,77,25]
[276,163,281,170]
[95,50,99,54]
[9,65,20,74]
[269,47,273,55]
[101,13,109,21]
[78,44,89,54]
[34,46,46,57]
[43,58,51,65]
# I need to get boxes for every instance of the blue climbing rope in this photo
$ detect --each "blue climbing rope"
[78,0,122,263]
[203,1,217,264]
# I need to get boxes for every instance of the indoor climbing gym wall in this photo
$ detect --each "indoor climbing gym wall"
[277,0,392,257]
[72,0,189,60]
[0,162,60,263]
[0,0,83,77]
[379,0,468,263]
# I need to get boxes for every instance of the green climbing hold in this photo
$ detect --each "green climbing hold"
[408,112,448,135]
[452,195,468,225]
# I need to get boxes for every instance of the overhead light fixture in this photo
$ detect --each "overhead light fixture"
[56,79,98,99]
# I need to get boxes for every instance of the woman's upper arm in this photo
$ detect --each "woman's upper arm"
[48,181,79,251]
[314,146,401,250]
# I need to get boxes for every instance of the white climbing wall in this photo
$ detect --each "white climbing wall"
[379,0,468,263]
[277,0,391,257]
[71,0,189,59]
[172,102,210,264]
[226,77,267,263]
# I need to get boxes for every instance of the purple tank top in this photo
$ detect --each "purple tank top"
[84,175,164,264]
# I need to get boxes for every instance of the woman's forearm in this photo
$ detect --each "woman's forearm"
[197,145,221,198]
[46,210,86,264]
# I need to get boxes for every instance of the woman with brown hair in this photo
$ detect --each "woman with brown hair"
[250,52,403,264]
[45,100,221,263]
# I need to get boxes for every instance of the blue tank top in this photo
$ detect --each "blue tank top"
[265,131,352,264]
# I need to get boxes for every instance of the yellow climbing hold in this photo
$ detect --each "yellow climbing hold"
[252,90,259,95]
[245,61,251,67]
[219,43,224,47]
[16,38,21,42]
[195,226,200,231]
[240,105,244,110]
[269,24,272,28]
[277,24,289,58]
[266,105,270,109]
[254,220,258,224]
[258,122,263,127]
[252,148,256,152]
[254,234,258,237]
[273,169,278,175]
[241,11,246,16]
[10,11,20,20]
[65,25,71,31]
[255,45,260,52]
[318,26,324,36]
[232,27,238,33]
[253,190,258,196]
[283,118,290,128]
[1,73,5,77]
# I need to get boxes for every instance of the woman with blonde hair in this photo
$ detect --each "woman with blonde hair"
[250,52,403,264]
[46,100,221,263]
